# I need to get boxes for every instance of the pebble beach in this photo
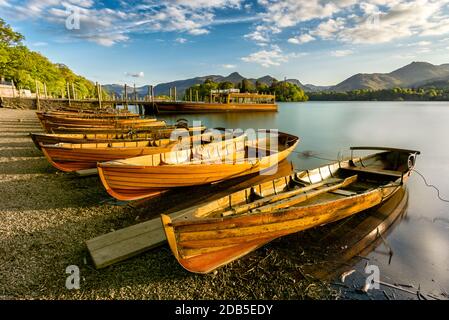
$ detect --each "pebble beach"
[0,108,336,300]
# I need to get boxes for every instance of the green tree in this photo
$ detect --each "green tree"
[218,81,234,90]
[0,18,24,46]
[0,18,98,98]
[240,79,255,92]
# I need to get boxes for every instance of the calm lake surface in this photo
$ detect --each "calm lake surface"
[138,101,449,295]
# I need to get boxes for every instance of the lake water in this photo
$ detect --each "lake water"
[134,101,449,297]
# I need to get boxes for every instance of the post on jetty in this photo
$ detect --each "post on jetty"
[67,82,71,106]
[11,79,15,98]
[96,82,102,109]
[124,84,128,110]
[35,79,40,110]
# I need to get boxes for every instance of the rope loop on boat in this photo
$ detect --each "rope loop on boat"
[411,168,449,203]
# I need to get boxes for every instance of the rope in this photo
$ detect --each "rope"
[291,150,340,162]
[411,168,449,203]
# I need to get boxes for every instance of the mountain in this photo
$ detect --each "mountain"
[332,62,449,91]
[390,62,449,87]
[413,76,449,89]
[303,84,332,92]
[103,61,449,98]
[104,72,304,98]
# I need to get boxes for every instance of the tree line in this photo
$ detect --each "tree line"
[184,78,309,102]
[0,18,98,98]
[308,87,449,101]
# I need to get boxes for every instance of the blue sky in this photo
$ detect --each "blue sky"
[1,0,449,86]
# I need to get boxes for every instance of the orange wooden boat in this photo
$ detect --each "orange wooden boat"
[97,131,299,201]
[30,126,206,150]
[40,114,156,126]
[41,120,167,133]
[40,130,227,172]
[37,110,140,119]
[161,147,420,274]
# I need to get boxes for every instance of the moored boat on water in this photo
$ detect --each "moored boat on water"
[97,131,299,201]
[160,147,420,274]
[156,91,277,113]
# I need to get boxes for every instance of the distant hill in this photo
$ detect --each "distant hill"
[103,61,449,98]
[104,72,305,98]
[411,75,449,89]
[332,62,449,91]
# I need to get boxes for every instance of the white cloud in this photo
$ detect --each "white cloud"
[338,0,449,44]
[2,0,243,46]
[288,33,315,44]
[31,41,48,46]
[416,41,432,46]
[259,0,357,28]
[222,64,236,69]
[188,28,209,35]
[125,71,145,78]
[312,18,345,39]
[244,25,280,44]
[73,31,129,46]
[175,37,188,43]
[241,45,288,67]
[331,50,354,57]
[250,0,449,48]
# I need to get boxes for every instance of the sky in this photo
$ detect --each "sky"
[1,0,449,86]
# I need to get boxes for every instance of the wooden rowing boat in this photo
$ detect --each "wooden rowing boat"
[41,120,167,133]
[37,110,140,119]
[302,186,408,280]
[39,114,157,126]
[160,147,420,274]
[40,130,229,172]
[30,126,206,149]
[97,131,299,201]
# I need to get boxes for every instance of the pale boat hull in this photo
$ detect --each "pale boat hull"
[30,126,206,149]
[37,111,140,119]
[97,137,298,201]
[42,120,167,133]
[41,114,156,126]
[40,143,176,172]
[161,147,419,274]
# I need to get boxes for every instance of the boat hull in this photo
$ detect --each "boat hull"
[161,147,419,274]
[156,101,278,113]
[40,143,176,172]
[30,126,206,149]
[97,135,298,201]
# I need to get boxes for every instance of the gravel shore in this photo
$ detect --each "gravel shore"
[0,108,337,300]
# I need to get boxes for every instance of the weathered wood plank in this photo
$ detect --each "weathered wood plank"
[86,218,166,268]
[75,168,98,176]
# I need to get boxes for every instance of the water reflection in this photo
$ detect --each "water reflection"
[128,101,449,294]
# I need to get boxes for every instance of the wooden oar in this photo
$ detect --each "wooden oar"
[221,177,343,217]
[253,175,358,214]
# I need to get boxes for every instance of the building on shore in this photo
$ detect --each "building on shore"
[0,80,33,98]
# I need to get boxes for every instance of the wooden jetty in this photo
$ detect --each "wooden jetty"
[1,84,278,114]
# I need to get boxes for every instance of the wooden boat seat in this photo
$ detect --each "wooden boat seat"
[341,166,403,178]
[329,189,358,196]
